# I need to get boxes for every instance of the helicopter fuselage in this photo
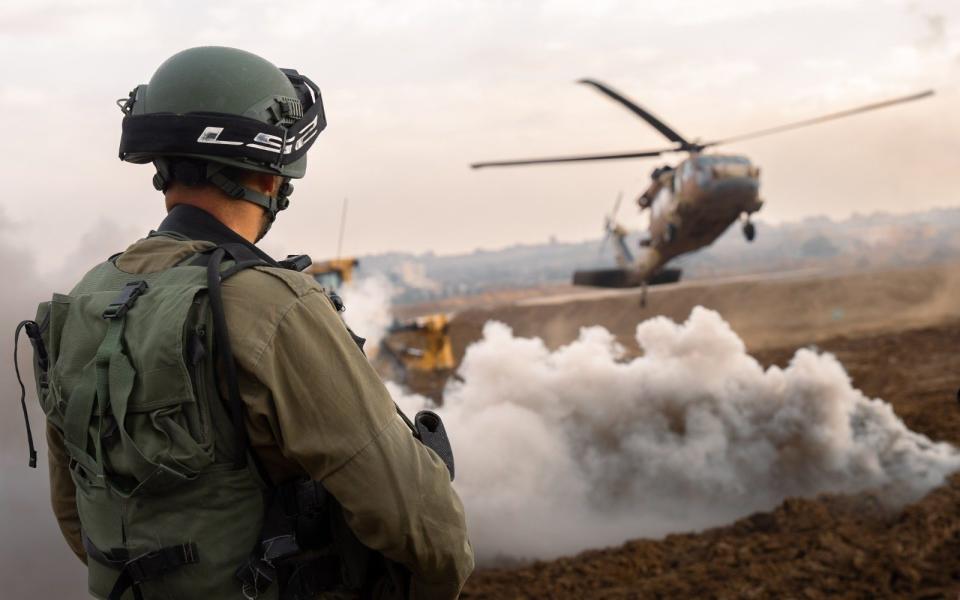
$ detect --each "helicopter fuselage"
[643,153,762,267]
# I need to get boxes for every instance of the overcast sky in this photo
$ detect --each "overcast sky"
[2,0,959,271]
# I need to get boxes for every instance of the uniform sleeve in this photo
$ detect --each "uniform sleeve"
[239,290,474,599]
[46,422,87,564]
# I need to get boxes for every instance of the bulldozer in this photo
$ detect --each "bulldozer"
[307,257,359,291]
[376,313,456,399]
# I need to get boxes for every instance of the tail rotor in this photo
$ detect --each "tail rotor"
[599,191,624,256]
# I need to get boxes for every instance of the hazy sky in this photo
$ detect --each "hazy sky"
[2,0,959,271]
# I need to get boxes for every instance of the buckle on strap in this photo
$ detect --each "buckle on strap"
[100,542,200,600]
[278,254,312,272]
[83,533,129,569]
[125,543,200,583]
[102,281,149,320]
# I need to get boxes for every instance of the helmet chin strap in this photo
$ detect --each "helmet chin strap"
[153,159,293,232]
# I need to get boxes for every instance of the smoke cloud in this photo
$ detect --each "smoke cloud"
[0,211,94,598]
[338,275,396,351]
[392,307,960,562]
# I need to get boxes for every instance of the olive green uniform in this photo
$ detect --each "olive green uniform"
[46,210,474,599]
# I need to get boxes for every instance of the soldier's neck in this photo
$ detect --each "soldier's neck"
[164,186,265,243]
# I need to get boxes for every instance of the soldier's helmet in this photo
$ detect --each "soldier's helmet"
[117,46,326,223]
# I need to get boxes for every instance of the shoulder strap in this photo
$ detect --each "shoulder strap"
[204,246,264,471]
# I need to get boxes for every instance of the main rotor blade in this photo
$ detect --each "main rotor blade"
[578,79,691,147]
[471,149,672,169]
[704,89,935,148]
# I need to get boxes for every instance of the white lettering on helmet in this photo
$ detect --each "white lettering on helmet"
[246,132,285,153]
[294,116,319,151]
[197,127,243,146]
[197,123,314,156]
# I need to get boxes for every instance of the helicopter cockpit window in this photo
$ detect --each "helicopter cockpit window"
[694,155,753,184]
[672,164,687,193]
[673,160,694,192]
[694,156,713,184]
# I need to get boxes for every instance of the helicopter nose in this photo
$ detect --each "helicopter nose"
[700,176,761,214]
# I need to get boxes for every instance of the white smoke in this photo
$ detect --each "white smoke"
[338,276,396,349]
[395,260,441,292]
[391,307,960,562]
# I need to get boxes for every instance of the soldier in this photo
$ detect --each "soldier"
[21,46,473,599]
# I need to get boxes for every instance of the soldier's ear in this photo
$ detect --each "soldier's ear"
[244,172,283,196]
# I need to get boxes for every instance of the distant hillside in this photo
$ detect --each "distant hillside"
[354,207,960,304]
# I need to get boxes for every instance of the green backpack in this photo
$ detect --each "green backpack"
[17,242,456,599]
[26,245,275,600]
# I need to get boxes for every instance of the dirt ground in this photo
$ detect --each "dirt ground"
[392,262,960,598]
[441,263,960,362]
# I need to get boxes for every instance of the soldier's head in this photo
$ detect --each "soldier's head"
[117,46,326,241]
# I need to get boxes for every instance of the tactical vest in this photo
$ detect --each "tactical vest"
[27,245,283,600]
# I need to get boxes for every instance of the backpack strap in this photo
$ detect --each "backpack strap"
[205,247,255,470]
[83,533,200,600]
[198,243,313,472]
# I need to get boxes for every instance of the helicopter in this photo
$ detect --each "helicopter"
[472,79,934,288]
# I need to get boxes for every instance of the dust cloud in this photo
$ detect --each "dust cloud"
[0,211,94,598]
[339,275,396,350]
[390,307,960,563]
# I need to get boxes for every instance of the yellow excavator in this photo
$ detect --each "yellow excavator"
[376,314,456,398]
[306,257,358,291]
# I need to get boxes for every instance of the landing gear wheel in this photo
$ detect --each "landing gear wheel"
[743,221,756,242]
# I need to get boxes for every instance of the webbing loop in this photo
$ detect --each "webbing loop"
[13,320,40,467]
[63,281,151,484]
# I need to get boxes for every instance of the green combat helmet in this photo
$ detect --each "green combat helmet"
[118,46,326,226]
